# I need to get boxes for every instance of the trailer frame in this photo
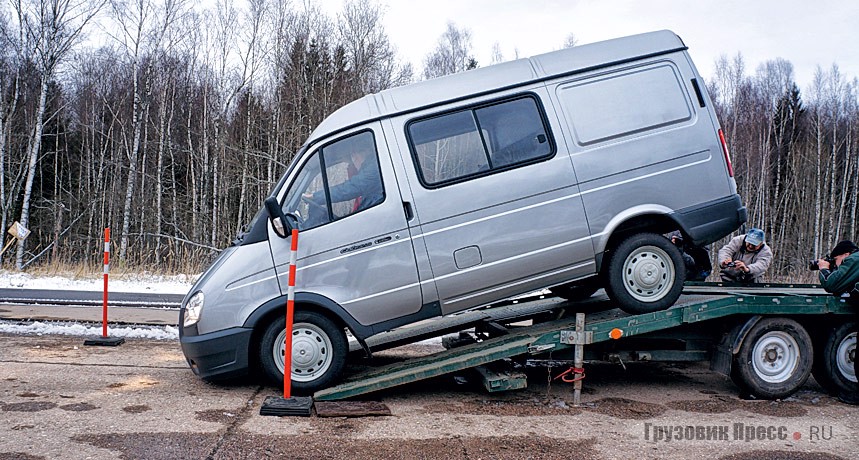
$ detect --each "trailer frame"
[314,283,856,401]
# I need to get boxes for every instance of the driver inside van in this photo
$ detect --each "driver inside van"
[303,148,383,215]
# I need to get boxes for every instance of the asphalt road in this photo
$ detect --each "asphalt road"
[0,288,184,308]
[0,333,856,460]
[0,288,181,326]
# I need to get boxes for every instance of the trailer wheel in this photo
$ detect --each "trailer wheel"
[258,311,347,394]
[812,322,857,395]
[605,233,685,314]
[732,318,813,399]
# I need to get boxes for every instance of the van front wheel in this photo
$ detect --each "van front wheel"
[258,311,347,394]
[605,233,685,314]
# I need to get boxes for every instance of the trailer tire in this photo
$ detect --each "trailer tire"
[812,321,857,395]
[258,311,347,394]
[732,318,812,400]
[605,233,685,314]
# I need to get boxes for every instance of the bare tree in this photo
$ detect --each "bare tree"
[11,0,104,270]
[422,21,477,79]
[108,0,188,263]
[562,32,578,48]
[336,0,407,94]
[0,10,24,261]
[489,41,503,65]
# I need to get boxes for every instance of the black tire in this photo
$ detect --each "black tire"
[732,318,813,400]
[605,232,685,314]
[258,310,347,394]
[812,321,857,395]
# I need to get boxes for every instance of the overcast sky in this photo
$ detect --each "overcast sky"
[318,0,859,90]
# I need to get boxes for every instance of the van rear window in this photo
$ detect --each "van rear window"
[558,64,692,145]
[408,96,553,186]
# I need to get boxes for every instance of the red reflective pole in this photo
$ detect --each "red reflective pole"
[284,228,299,399]
[103,228,110,338]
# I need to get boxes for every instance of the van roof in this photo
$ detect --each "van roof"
[307,30,686,144]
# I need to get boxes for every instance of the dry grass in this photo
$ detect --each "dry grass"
[4,259,203,282]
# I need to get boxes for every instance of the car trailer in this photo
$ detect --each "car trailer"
[314,283,856,402]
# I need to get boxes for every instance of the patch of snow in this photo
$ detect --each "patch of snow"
[0,270,195,295]
[0,320,179,340]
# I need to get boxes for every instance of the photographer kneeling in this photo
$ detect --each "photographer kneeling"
[718,228,772,283]
[817,240,859,405]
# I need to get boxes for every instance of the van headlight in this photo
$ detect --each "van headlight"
[184,292,204,327]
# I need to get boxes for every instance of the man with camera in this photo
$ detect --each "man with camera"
[817,240,859,405]
[817,240,859,303]
[718,228,773,283]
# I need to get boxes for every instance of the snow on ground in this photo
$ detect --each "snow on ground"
[0,269,196,294]
[0,270,193,339]
[0,271,456,343]
[0,321,179,340]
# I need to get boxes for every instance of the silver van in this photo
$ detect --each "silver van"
[180,30,746,392]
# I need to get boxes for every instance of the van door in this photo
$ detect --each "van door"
[393,90,594,314]
[270,125,423,327]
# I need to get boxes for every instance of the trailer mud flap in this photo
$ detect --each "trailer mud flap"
[710,315,762,375]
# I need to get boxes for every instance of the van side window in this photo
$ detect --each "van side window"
[408,95,553,186]
[558,65,692,145]
[282,131,385,230]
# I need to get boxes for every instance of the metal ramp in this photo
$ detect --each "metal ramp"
[315,285,849,401]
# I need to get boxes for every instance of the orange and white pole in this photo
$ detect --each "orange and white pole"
[102,228,110,337]
[283,228,299,399]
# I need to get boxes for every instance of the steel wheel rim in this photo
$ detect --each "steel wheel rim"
[273,322,334,383]
[752,331,800,383]
[836,332,857,383]
[622,245,674,302]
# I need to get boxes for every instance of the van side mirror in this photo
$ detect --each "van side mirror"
[264,197,291,238]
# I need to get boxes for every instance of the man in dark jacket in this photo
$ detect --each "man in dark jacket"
[818,240,859,405]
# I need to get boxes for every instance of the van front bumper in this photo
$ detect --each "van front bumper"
[180,327,253,380]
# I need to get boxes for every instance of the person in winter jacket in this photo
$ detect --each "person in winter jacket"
[817,240,859,405]
[717,228,773,283]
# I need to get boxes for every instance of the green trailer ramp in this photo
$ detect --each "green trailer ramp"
[314,289,853,401]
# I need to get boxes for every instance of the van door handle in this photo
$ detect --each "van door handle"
[403,201,414,221]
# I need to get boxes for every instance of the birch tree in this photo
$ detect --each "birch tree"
[11,0,103,270]
[422,22,477,79]
[109,0,186,263]
[0,11,23,260]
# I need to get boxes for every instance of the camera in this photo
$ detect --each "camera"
[809,256,835,271]
[725,262,736,268]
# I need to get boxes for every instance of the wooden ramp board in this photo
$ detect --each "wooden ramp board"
[314,401,391,417]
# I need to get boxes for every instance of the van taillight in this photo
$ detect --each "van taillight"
[718,129,734,177]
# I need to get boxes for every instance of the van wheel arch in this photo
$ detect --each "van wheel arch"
[599,213,683,271]
[246,296,363,376]
[257,309,348,393]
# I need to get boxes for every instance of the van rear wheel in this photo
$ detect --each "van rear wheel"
[605,232,685,314]
[258,311,347,394]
